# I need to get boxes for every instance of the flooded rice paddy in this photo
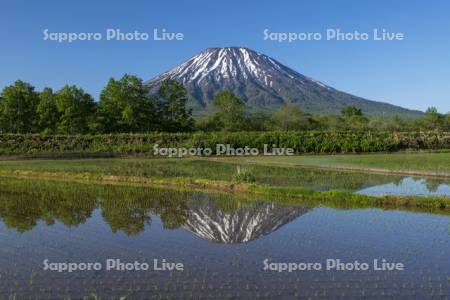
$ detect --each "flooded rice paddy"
[0,177,448,299]
[357,177,450,197]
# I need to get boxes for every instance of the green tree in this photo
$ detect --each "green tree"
[97,74,157,133]
[212,91,246,131]
[368,115,405,131]
[341,106,363,117]
[0,80,39,133]
[247,111,271,131]
[194,114,222,132]
[270,104,311,131]
[311,115,340,130]
[55,85,97,134]
[341,106,368,130]
[445,113,450,131]
[422,106,444,130]
[158,80,194,132]
[36,87,59,134]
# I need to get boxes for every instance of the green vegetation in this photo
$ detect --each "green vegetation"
[0,177,447,237]
[0,77,448,210]
[0,76,193,134]
[1,77,450,134]
[270,104,312,131]
[230,152,450,175]
[233,165,256,183]
[0,131,448,156]
[0,80,39,133]
[96,74,159,133]
[197,91,247,132]
[55,85,97,134]
[0,156,448,211]
[0,177,448,235]
[0,157,401,190]
[0,177,190,234]
[158,80,195,132]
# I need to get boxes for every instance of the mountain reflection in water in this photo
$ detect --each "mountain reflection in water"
[0,178,449,298]
[184,198,309,243]
[0,178,308,242]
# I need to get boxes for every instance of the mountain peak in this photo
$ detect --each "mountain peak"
[204,46,253,51]
[145,47,422,116]
[146,46,315,99]
[150,46,291,85]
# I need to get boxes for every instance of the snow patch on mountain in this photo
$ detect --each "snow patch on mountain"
[183,201,309,244]
[148,47,332,91]
[145,47,423,116]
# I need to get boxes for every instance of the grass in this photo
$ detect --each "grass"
[0,176,447,237]
[0,169,449,212]
[218,152,450,176]
[0,157,411,191]
[0,153,448,210]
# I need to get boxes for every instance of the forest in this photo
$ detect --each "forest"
[0,75,449,135]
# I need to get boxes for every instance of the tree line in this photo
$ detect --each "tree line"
[0,75,449,134]
[202,102,450,132]
[0,75,193,134]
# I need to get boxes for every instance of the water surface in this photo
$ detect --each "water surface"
[0,178,448,299]
[357,176,450,196]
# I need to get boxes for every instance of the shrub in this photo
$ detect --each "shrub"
[0,131,448,156]
[233,166,256,183]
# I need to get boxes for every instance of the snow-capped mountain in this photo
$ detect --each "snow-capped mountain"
[183,200,309,244]
[145,47,422,116]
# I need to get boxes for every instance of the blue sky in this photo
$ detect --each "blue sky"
[1,0,449,113]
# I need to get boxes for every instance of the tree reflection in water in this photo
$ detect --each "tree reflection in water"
[0,177,448,239]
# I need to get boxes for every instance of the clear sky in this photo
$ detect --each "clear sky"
[1,0,449,113]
